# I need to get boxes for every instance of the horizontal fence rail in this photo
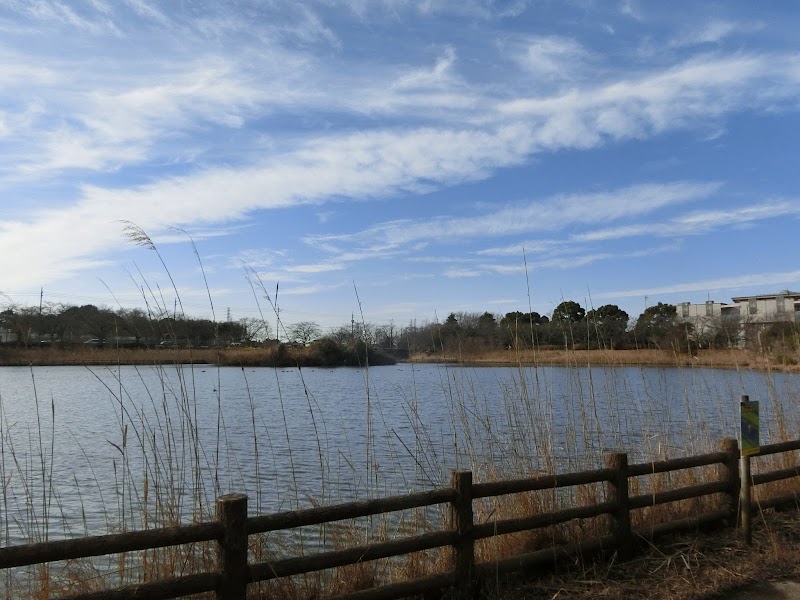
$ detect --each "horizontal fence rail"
[1,435,798,600]
[0,522,224,569]
[248,487,457,534]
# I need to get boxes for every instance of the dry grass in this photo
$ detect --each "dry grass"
[495,508,800,600]
[410,347,796,372]
[0,343,396,367]
[0,346,221,365]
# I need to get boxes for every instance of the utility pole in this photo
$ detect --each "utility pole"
[39,288,43,316]
[227,307,231,322]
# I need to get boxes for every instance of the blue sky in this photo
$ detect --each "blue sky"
[1,1,800,333]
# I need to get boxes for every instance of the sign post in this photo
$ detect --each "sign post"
[739,395,759,544]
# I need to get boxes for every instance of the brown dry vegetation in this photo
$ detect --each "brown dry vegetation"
[410,347,800,372]
[1,345,791,373]
[0,342,396,367]
[499,509,800,600]
[0,345,220,366]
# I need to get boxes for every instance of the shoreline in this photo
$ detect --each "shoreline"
[409,347,799,372]
[1,346,797,372]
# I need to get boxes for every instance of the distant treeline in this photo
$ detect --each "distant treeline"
[0,304,249,348]
[389,302,681,353]
[3,299,792,356]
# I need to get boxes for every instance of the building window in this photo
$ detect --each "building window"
[776,295,785,314]
[705,300,714,317]
[722,306,740,320]
[749,298,757,314]
[682,302,690,317]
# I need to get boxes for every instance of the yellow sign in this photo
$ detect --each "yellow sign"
[741,401,760,456]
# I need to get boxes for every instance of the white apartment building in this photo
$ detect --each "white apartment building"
[677,291,800,348]
[729,291,800,322]
[679,292,800,324]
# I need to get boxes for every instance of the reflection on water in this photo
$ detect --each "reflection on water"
[0,362,797,545]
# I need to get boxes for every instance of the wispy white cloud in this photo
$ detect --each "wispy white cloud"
[280,282,346,296]
[600,270,800,300]
[477,239,566,257]
[575,201,800,242]
[307,181,721,253]
[2,176,715,292]
[670,20,763,48]
[500,54,800,144]
[335,0,529,20]
[407,256,481,263]
[508,35,591,82]
[443,268,482,278]
[234,249,289,270]
[476,201,798,259]
[285,263,345,273]
[6,0,121,34]
[394,46,456,89]
[481,253,614,275]
[619,0,642,20]
[122,0,170,27]
[248,271,308,284]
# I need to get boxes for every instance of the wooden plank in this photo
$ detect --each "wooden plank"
[0,522,223,569]
[326,572,453,600]
[54,572,220,600]
[606,452,632,558]
[719,438,741,523]
[247,488,456,534]
[628,452,727,477]
[472,468,614,499]
[249,531,457,582]
[752,466,800,486]
[635,508,731,541]
[450,471,474,600]
[217,493,248,600]
[475,534,615,577]
[629,481,728,510]
[755,491,800,512]
[473,501,614,540]
[755,439,800,457]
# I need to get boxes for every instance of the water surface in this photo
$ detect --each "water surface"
[0,362,797,544]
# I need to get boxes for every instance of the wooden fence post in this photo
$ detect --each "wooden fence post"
[450,471,474,600]
[217,493,248,600]
[740,452,753,544]
[738,395,754,544]
[606,452,631,559]
[720,438,740,526]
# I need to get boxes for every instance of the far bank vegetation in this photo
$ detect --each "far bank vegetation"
[1,298,798,368]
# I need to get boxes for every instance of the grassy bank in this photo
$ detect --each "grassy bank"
[410,347,800,372]
[1,345,793,372]
[0,341,397,367]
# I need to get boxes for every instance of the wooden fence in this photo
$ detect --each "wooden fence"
[1,437,799,600]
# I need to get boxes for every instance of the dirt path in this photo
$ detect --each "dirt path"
[721,580,800,599]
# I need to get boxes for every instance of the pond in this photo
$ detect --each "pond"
[0,362,797,544]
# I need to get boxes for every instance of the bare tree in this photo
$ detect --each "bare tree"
[289,321,322,345]
[239,317,272,343]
